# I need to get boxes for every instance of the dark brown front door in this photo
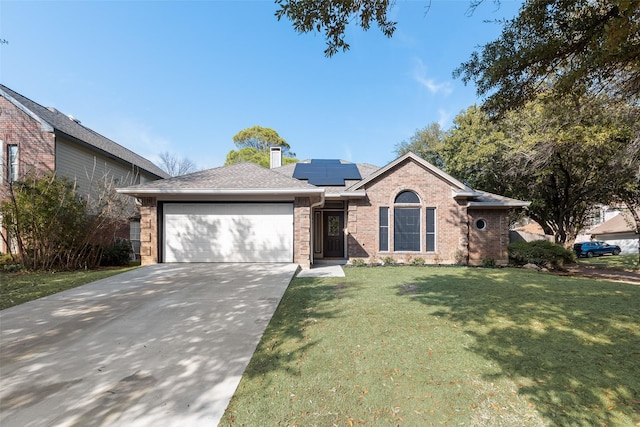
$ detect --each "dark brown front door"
[323,211,344,257]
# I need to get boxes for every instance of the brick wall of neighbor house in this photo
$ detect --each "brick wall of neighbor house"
[139,197,158,266]
[0,97,56,189]
[468,208,511,265]
[347,159,468,264]
[1,97,56,253]
[294,197,312,269]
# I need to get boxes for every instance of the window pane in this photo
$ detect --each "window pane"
[379,207,388,251]
[8,145,18,182]
[426,208,435,251]
[395,190,419,204]
[327,215,340,236]
[394,208,420,251]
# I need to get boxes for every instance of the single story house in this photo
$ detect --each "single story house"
[588,211,640,254]
[118,150,530,268]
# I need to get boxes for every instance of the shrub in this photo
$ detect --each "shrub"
[350,258,366,267]
[382,256,396,266]
[453,249,466,265]
[482,257,497,268]
[410,257,426,266]
[0,253,22,272]
[0,172,136,271]
[100,239,133,266]
[508,240,575,269]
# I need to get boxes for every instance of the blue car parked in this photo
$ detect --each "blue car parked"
[573,241,621,258]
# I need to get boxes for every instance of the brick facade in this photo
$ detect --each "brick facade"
[139,197,159,266]
[346,159,469,264]
[0,98,56,253]
[0,97,56,187]
[467,208,511,265]
[294,197,312,269]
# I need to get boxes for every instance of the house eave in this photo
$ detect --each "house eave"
[467,201,531,209]
[1,87,54,133]
[324,190,367,199]
[453,190,483,199]
[117,187,324,198]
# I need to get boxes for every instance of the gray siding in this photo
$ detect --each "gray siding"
[56,137,155,197]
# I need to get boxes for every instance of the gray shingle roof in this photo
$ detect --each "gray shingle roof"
[120,162,319,193]
[466,190,531,208]
[0,85,169,179]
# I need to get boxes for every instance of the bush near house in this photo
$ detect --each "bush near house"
[100,239,133,266]
[508,240,575,269]
[0,172,135,271]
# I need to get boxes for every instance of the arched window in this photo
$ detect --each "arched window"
[395,190,420,204]
[394,190,420,251]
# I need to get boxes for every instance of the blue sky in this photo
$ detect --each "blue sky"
[1,0,523,169]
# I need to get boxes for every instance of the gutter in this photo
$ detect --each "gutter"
[116,187,325,197]
[466,201,532,209]
[339,190,367,198]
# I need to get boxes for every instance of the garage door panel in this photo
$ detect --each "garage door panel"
[164,203,293,263]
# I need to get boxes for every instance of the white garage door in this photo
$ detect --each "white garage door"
[163,203,294,263]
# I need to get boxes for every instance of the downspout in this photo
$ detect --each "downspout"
[309,191,326,266]
[466,205,471,265]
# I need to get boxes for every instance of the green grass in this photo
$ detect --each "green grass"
[0,266,139,310]
[577,253,639,271]
[221,266,640,426]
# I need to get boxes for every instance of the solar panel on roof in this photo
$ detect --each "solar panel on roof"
[292,160,362,186]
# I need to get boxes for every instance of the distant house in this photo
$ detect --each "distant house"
[588,211,640,254]
[0,84,169,255]
[119,151,530,268]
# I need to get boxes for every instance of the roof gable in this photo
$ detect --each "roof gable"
[348,152,472,193]
[590,211,639,235]
[0,85,169,179]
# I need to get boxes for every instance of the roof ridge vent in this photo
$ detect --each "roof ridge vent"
[47,106,58,113]
[67,114,81,124]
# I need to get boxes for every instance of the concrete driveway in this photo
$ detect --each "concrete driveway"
[0,263,298,427]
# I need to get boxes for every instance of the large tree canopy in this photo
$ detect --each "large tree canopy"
[403,96,639,244]
[455,0,640,115]
[225,126,298,167]
[394,123,446,169]
[275,0,396,57]
[232,125,294,156]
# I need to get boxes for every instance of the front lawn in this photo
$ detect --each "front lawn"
[222,266,640,426]
[577,253,639,271]
[0,266,139,310]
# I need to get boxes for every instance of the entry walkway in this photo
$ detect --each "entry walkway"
[296,262,346,278]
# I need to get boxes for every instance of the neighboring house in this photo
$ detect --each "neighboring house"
[587,211,640,254]
[511,221,554,243]
[0,84,169,254]
[118,150,529,268]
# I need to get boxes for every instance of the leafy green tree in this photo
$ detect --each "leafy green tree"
[225,126,298,167]
[455,0,640,115]
[275,0,396,57]
[394,123,446,169]
[224,147,298,168]
[503,95,637,243]
[440,106,511,194]
[437,96,638,244]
